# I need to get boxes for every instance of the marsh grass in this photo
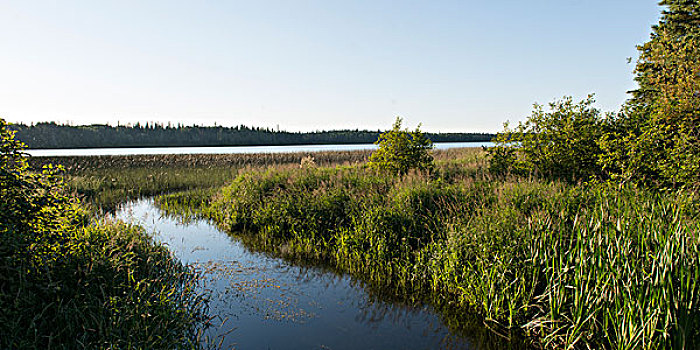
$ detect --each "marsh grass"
[68,166,241,211]
[1,220,210,349]
[28,150,374,171]
[46,146,698,348]
[0,186,210,349]
[35,150,376,211]
[160,158,700,349]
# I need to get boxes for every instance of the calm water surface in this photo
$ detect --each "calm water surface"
[115,199,474,350]
[27,142,494,157]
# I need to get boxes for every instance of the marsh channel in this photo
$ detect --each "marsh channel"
[114,198,482,350]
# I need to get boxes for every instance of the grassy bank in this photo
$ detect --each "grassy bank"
[1,219,209,349]
[160,156,699,349]
[1,120,210,349]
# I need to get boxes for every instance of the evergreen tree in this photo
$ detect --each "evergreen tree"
[612,0,700,187]
[632,0,700,108]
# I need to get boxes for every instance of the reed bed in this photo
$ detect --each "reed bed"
[54,148,483,211]
[28,149,374,172]
[34,149,378,211]
[166,162,700,349]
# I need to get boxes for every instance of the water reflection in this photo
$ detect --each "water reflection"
[115,199,490,349]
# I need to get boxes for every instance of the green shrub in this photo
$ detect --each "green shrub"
[488,95,605,182]
[368,117,434,175]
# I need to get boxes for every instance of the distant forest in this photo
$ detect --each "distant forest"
[10,122,494,149]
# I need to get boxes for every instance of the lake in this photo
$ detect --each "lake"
[115,199,477,349]
[26,141,494,157]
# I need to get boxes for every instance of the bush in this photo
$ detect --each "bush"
[368,117,434,175]
[488,95,605,181]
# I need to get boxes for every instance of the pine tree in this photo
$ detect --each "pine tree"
[617,0,700,187]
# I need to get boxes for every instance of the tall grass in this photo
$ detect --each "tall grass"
[1,119,210,349]
[68,166,241,211]
[39,149,378,211]
[28,150,373,171]
[1,220,210,349]
[183,162,699,349]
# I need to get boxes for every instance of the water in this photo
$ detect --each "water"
[115,199,474,349]
[26,142,494,157]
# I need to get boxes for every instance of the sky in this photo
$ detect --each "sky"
[0,1,662,133]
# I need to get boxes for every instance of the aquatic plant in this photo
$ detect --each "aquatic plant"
[197,163,699,349]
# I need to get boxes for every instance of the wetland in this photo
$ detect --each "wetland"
[115,198,475,349]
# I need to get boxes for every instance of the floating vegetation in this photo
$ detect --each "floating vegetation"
[196,259,318,324]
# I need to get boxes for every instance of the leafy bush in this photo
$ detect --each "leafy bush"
[488,2,700,189]
[485,123,528,176]
[488,95,605,182]
[368,117,434,175]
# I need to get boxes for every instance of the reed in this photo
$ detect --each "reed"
[1,220,210,349]
[168,161,699,349]
[27,149,373,171]
[41,149,379,211]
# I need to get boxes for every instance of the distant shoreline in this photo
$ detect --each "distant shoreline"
[11,122,494,150]
[20,139,494,150]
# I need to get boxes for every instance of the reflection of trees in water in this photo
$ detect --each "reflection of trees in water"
[345,276,530,350]
[209,239,528,349]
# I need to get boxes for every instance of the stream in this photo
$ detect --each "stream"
[115,199,476,350]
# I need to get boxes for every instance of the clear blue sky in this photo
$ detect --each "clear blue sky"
[0,1,661,132]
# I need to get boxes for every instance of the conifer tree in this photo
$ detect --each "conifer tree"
[613,0,700,186]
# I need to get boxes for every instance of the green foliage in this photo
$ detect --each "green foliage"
[489,2,700,188]
[0,118,208,349]
[488,95,605,181]
[368,117,434,175]
[0,118,76,266]
[621,0,700,187]
[631,0,700,107]
[196,161,700,349]
[485,123,527,176]
[10,121,492,149]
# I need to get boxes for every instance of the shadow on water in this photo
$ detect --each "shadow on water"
[115,199,529,350]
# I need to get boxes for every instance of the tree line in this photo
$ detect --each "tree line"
[9,122,493,149]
